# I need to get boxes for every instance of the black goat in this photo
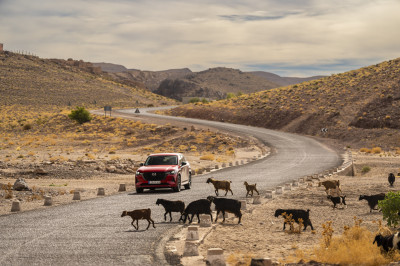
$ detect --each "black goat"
[156,199,185,222]
[274,209,314,231]
[359,193,385,212]
[327,195,347,209]
[388,173,395,187]
[374,233,400,252]
[179,199,213,224]
[207,196,242,224]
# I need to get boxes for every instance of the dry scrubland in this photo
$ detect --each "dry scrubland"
[167,57,400,149]
[0,108,264,215]
[191,151,400,265]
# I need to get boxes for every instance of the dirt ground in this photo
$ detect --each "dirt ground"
[168,151,400,265]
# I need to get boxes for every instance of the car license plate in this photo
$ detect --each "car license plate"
[149,181,161,184]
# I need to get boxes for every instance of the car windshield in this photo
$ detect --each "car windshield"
[145,155,178,166]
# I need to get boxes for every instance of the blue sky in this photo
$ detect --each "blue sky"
[1,0,400,77]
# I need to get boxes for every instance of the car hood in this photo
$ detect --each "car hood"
[138,165,178,172]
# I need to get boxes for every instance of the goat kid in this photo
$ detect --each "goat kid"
[388,173,395,187]
[327,195,347,209]
[121,208,156,230]
[244,181,259,197]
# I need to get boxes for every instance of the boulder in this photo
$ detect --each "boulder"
[13,177,30,191]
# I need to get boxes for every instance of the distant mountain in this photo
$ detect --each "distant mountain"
[155,67,280,100]
[250,71,326,87]
[95,63,325,101]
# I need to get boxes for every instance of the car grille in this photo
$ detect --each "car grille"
[143,172,167,181]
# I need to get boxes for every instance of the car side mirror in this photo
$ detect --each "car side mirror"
[181,162,187,166]
[140,163,144,166]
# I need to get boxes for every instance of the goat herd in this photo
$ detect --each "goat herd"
[121,174,400,253]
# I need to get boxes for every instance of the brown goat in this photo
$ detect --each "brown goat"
[244,181,259,197]
[318,180,341,195]
[206,177,233,196]
[121,208,155,230]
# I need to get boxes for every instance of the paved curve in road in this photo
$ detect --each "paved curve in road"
[0,108,341,265]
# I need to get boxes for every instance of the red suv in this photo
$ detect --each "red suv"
[135,153,192,193]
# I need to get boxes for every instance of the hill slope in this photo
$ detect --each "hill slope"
[0,52,176,110]
[167,58,400,149]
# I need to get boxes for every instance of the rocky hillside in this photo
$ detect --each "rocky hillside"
[167,58,400,149]
[95,64,324,101]
[0,52,177,110]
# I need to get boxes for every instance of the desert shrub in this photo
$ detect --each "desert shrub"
[379,191,400,227]
[287,217,399,265]
[200,154,215,161]
[361,166,371,174]
[189,97,200,103]
[68,106,92,124]
[22,123,32,130]
[372,147,382,154]
[360,147,371,153]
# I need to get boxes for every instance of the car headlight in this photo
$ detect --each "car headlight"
[166,170,176,175]
[136,171,142,175]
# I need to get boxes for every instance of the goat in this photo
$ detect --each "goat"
[121,209,155,230]
[327,195,347,209]
[274,209,314,231]
[179,199,213,224]
[373,232,400,252]
[359,193,385,212]
[388,173,395,187]
[156,199,185,222]
[244,181,259,197]
[318,180,341,195]
[207,196,242,224]
[206,177,233,196]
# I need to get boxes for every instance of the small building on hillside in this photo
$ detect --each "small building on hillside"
[0,43,3,51]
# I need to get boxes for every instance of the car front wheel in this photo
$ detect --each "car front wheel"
[173,175,181,192]
[136,187,144,194]
[184,173,192,190]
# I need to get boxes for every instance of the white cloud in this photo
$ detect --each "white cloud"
[1,0,400,76]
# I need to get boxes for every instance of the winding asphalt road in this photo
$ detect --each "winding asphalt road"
[0,108,341,265]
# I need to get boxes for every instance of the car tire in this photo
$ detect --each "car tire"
[184,173,192,190]
[136,187,144,194]
[173,175,181,192]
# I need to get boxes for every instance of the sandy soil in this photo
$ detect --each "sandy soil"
[166,151,400,265]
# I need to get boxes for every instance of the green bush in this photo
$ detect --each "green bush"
[361,166,371,174]
[68,106,92,124]
[378,191,400,226]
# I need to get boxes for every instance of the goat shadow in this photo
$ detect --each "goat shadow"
[124,229,152,233]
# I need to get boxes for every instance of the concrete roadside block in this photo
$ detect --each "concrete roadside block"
[275,186,283,194]
[72,191,81,200]
[265,190,273,199]
[206,248,226,266]
[215,165,219,170]
[292,181,299,187]
[240,200,247,210]
[183,241,199,257]
[11,200,21,212]
[118,184,126,192]
[284,183,292,191]
[44,196,52,206]
[200,214,212,227]
[186,226,199,241]
[253,195,262,204]
[97,188,105,196]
